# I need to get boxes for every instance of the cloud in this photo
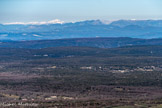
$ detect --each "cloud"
[3,19,64,25]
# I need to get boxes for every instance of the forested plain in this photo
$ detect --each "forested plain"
[0,43,162,107]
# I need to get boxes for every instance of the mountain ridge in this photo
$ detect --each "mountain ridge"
[1,19,162,40]
[1,37,162,49]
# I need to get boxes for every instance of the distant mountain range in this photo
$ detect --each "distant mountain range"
[109,20,162,27]
[0,20,162,40]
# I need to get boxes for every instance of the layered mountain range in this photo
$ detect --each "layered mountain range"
[0,20,162,40]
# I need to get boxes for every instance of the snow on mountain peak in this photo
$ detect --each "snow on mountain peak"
[3,19,64,25]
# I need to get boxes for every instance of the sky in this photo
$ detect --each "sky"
[0,0,162,24]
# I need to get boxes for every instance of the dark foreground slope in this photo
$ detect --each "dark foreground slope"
[1,46,162,107]
[1,37,162,49]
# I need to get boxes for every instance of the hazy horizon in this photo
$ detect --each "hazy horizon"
[2,19,162,25]
[0,0,162,23]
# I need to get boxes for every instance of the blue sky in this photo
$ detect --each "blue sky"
[0,0,162,23]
